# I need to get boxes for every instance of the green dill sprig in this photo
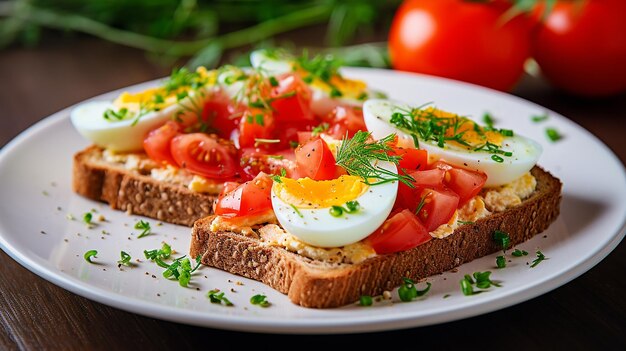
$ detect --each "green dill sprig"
[389,104,514,160]
[335,131,414,187]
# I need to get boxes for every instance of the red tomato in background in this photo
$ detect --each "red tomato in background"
[214,173,273,217]
[143,121,181,166]
[367,209,431,255]
[531,0,626,97]
[388,0,532,91]
[170,133,238,179]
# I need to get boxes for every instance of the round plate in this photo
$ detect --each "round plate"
[0,68,624,333]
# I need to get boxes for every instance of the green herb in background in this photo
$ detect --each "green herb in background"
[0,0,399,68]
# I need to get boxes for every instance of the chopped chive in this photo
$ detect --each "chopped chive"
[83,212,93,224]
[546,127,562,142]
[491,155,504,163]
[84,250,98,263]
[290,204,303,218]
[493,230,510,250]
[250,294,270,307]
[359,295,373,306]
[135,220,151,238]
[118,251,132,267]
[207,289,233,306]
[530,250,547,268]
[329,206,343,217]
[512,249,528,257]
[496,255,506,268]
[531,113,549,123]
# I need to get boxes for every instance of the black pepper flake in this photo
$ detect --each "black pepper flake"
[40,231,46,234]
[157,293,161,297]
[64,239,68,242]
[152,274,157,278]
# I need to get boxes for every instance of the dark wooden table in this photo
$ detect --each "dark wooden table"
[1,35,625,350]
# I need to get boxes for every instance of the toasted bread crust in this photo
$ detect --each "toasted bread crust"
[190,166,562,308]
[73,146,216,226]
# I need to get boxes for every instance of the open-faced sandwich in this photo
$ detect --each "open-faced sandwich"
[70,51,561,308]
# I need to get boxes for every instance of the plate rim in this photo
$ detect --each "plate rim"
[1,67,625,334]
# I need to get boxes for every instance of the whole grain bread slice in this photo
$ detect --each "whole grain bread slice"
[73,146,217,226]
[190,166,562,308]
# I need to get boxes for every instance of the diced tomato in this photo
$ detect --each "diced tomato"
[200,92,241,138]
[323,106,367,139]
[170,133,237,179]
[408,168,446,189]
[276,119,317,149]
[415,188,459,232]
[294,138,339,180]
[429,160,487,206]
[297,131,313,145]
[270,73,314,122]
[238,108,275,149]
[392,148,428,172]
[366,209,431,254]
[446,168,487,206]
[214,173,273,217]
[143,121,182,166]
[238,147,296,181]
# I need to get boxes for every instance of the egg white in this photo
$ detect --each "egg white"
[270,161,398,248]
[363,99,543,187]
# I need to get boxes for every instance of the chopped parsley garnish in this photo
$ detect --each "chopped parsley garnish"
[164,67,207,94]
[144,242,172,262]
[207,290,233,306]
[161,255,202,287]
[271,168,287,183]
[103,108,129,121]
[84,250,98,263]
[329,201,360,217]
[359,295,373,306]
[135,220,151,238]
[269,76,279,87]
[493,230,510,251]
[117,251,132,267]
[546,127,563,142]
[460,271,501,296]
[496,255,506,269]
[531,113,549,123]
[530,250,548,268]
[83,212,93,224]
[335,131,414,187]
[398,277,431,302]
[250,294,271,307]
[512,249,528,257]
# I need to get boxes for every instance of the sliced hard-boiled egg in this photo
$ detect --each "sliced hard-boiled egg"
[270,162,398,248]
[71,100,181,152]
[71,67,219,152]
[250,49,385,116]
[363,99,542,187]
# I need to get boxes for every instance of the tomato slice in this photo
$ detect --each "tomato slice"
[238,109,275,149]
[143,121,181,166]
[366,209,431,255]
[170,133,237,179]
[415,188,459,232]
[214,173,273,217]
[294,138,339,180]
[270,73,313,122]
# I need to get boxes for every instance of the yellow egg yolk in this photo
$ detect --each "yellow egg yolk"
[274,175,368,209]
[112,67,218,114]
[415,107,505,149]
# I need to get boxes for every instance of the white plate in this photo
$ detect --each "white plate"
[0,68,625,334]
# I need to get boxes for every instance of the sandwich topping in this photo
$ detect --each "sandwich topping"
[70,50,542,263]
